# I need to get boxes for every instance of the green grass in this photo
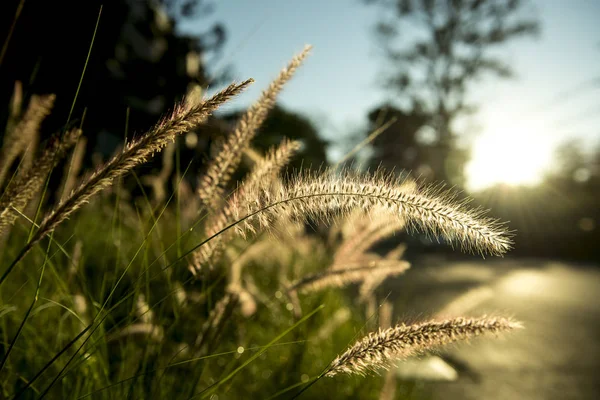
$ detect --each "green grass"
[0,27,514,398]
[0,188,426,399]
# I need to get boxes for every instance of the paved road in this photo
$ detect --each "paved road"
[384,258,600,400]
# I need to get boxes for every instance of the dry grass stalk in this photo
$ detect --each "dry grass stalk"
[378,300,393,330]
[177,178,201,231]
[243,146,263,165]
[24,80,251,254]
[59,136,87,202]
[136,294,154,324]
[0,128,82,234]
[230,169,513,257]
[141,140,175,204]
[326,316,522,377]
[365,295,378,329]
[333,193,414,267]
[379,365,397,400]
[72,293,89,325]
[4,81,23,135]
[333,218,406,267]
[359,246,408,303]
[243,274,278,313]
[0,94,56,187]
[377,302,397,400]
[192,138,302,272]
[227,283,257,317]
[68,240,84,281]
[197,45,311,211]
[384,243,407,261]
[359,274,389,304]
[243,138,302,192]
[195,292,239,354]
[227,240,274,288]
[288,261,410,293]
[330,253,386,269]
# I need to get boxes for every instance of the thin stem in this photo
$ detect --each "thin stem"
[0,237,50,373]
[67,5,102,125]
[0,0,26,66]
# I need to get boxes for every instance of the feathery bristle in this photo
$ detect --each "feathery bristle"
[334,208,408,267]
[197,45,312,210]
[191,138,302,272]
[0,94,56,187]
[289,261,410,293]
[326,316,522,377]
[18,80,251,258]
[0,128,81,234]
[228,169,513,257]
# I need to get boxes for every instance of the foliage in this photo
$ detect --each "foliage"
[473,139,600,262]
[0,0,227,161]
[363,0,539,185]
[0,21,518,400]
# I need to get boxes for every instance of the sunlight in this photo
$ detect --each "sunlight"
[465,116,553,191]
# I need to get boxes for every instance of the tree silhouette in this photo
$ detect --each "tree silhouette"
[364,0,539,184]
[0,0,227,155]
[0,0,232,203]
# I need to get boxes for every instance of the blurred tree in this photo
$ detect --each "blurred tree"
[0,0,234,204]
[0,0,227,157]
[363,0,539,185]
[546,139,598,185]
[473,139,600,262]
[366,103,468,183]
[366,104,425,173]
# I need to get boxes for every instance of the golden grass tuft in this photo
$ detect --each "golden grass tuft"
[228,169,513,257]
[0,93,56,187]
[30,81,252,250]
[326,316,522,377]
[288,261,410,293]
[0,80,251,281]
[0,128,81,234]
[192,138,302,271]
[197,45,312,211]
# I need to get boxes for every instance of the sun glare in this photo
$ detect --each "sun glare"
[466,118,552,192]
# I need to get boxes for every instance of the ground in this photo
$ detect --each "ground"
[384,257,600,400]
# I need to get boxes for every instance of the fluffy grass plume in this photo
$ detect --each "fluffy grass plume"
[31,82,250,247]
[289,261,410,293]
[242,138,302,192]
[0,93,56,186]
[197,45,311,210]
[334,214,407,267]
[326,316,522,377]
[192,138,302,271]
[0,128,81,234]
[0,80,251,283]
[230,169,513,257]
[0,39,521,399]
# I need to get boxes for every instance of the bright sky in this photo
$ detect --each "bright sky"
[181,0,600,192]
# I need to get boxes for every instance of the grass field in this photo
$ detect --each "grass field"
[0,45,519,399]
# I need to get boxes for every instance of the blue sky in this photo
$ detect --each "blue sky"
[181,0,600,191]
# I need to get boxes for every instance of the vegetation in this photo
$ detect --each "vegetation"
[363,0,539,185]
[0,43,522,399]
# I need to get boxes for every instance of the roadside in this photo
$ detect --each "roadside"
[383,258,600,400]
